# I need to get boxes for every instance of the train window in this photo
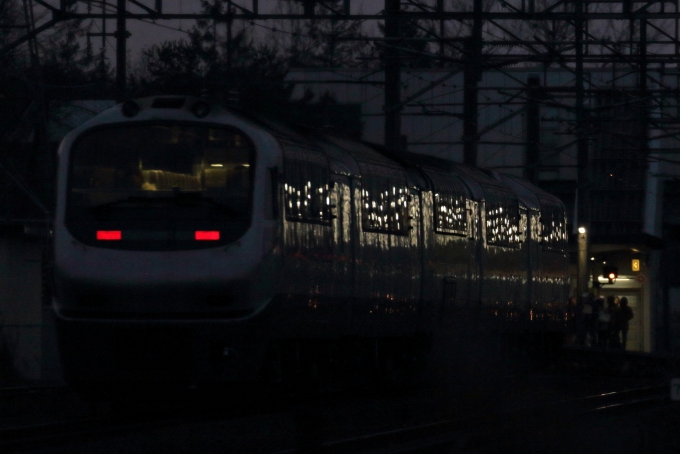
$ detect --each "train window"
[65,123,255,250]
[361,177,409,234]
[530,211,542,242]
[69,124,253,190]
[538,197,568,252]
[483,185,522,247]
[281,140,333,225]
[359,162,409,234]
[425,170,468,236]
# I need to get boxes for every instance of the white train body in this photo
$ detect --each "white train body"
[52,96,569,387]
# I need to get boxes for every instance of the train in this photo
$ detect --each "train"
[51,95,570,388]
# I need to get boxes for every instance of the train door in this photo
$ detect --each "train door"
[468,199,482,310]
[421,169,474,325]
[408,187,423,331]
[331,173,354,333]
[279,140,339,336]
[351,164,414,336]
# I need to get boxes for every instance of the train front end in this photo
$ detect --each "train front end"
[52,97,282,387]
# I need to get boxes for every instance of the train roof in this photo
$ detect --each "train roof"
[204,96,566,212]
[77,96,566,213]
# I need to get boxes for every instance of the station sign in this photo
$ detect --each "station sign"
[632,259,640,272]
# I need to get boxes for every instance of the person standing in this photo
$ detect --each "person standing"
[577,293,595,347]
[604,296,618,349]
[596,296,613,348]
[613,297,634,350]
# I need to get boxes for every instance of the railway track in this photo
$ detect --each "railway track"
[0,383,674,453]
[0,389,228,453]
[0,385,68,399]
[273,384,674,453]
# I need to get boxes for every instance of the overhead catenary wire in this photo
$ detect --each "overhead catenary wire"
[8,1,680,162]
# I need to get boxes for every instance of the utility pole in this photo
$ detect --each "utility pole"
[383,0,401,153]
[226,2,233,69]
[87,1,114,82]
[640,17,649,169]
[575,0,590,297]
[22,0,39,67]
[115,0,128,102]
[462,0,482,166]
[526,76,541,184]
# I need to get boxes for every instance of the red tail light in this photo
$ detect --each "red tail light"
[97,230,122,240]
[195,230,220,240]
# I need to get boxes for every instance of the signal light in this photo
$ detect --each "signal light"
[97,230,122,240]
[195,230,220,240]
[603,266,618,284]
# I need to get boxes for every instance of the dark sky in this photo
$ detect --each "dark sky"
[53,0,383,62]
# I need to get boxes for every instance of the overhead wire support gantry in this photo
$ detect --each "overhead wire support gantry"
[5,1,680,155]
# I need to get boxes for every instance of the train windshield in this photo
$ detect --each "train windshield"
[66,123,255,250]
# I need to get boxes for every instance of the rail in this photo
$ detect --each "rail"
[0,384,673,453]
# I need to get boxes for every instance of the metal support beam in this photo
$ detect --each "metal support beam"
[462,0,482,166]
[575,0,590,297]
[115,0,128,102]
[383,0,402,153]
[526,76,542,184]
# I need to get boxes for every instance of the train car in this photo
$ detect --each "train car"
[51,96,569,388]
